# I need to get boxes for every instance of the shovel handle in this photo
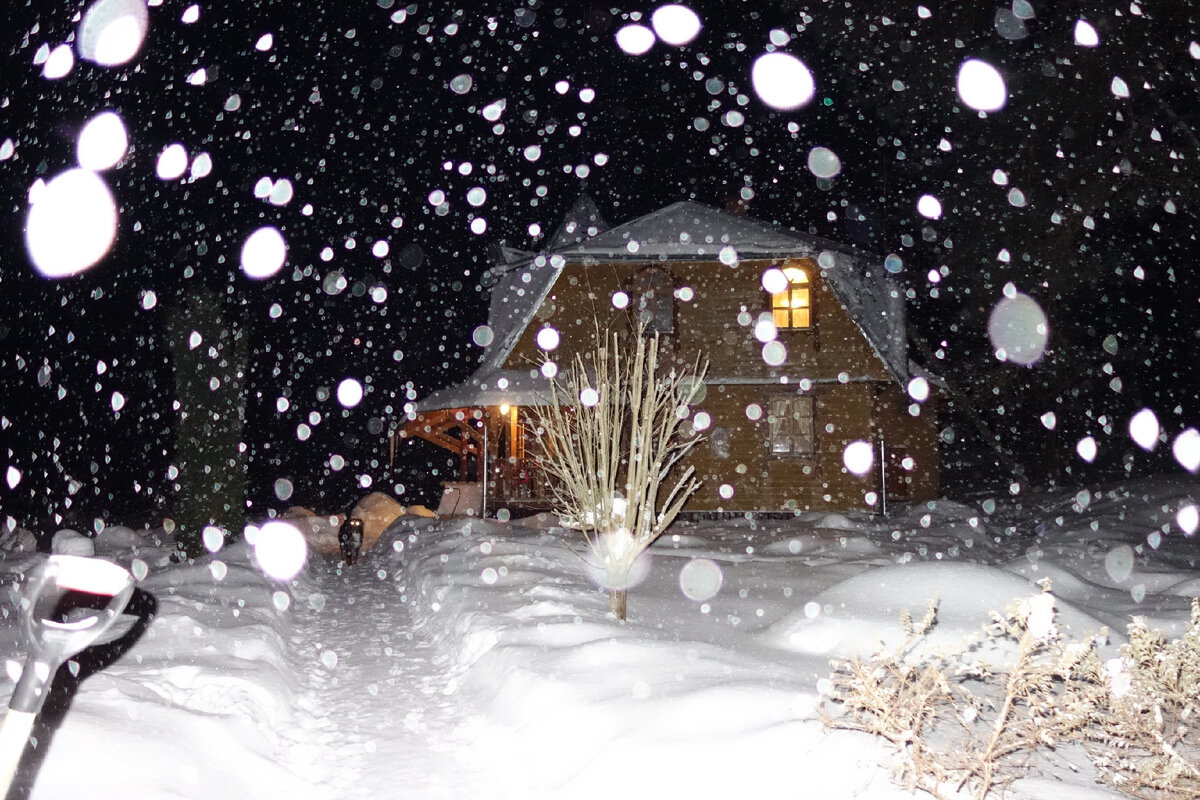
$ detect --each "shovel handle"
[0,709,35,797]
[0,556,135,798]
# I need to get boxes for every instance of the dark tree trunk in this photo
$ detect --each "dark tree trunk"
[164,285,248,557]
[609,587,627,621]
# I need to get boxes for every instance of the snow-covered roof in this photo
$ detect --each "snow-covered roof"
[545,193,609,250]
[416,201,909,412]
[563,200,849,260]
[415,366,556,411]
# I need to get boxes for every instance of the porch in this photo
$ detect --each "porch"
[393,405,555,516]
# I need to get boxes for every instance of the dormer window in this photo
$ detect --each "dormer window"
[771,267,811,329]
[631,267,674,335]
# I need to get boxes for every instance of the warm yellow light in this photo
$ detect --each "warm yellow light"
[771,267,811,330]
[499,404,510,415]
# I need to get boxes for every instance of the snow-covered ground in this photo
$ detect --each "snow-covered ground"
[3,476,1198,799]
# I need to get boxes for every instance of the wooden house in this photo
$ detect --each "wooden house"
[398,199,940,516]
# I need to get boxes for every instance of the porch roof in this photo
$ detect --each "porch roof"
[414,367,554,412]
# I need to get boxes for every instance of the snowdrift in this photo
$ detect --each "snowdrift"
[0,476,1192,798]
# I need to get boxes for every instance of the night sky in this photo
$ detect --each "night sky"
[2,0,1199,530]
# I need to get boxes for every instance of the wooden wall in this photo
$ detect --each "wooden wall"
[503,257,892,383]
[497,257,939,512]
[682,382,939,512]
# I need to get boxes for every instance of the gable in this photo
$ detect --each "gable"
[550,202,908,383]
[503,258,896,385]
[545,194,609,249]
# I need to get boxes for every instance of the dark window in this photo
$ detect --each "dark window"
[768,396,815,455]
[631,267,674,334]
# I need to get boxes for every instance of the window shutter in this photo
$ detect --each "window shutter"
[769,397,791,453]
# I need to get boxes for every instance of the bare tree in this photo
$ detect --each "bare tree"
[529,330,707,620]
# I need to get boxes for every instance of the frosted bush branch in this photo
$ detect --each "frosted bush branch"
[825,587,1200,799]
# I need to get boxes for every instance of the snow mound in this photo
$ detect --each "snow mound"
[280,507,343,556]
[349,491,404,551]
[812,512,858,530]
[92,523,142,547]
[510,511,561,529]
[0,526,38,553]
[91,523,172,558]
[52,528,95,556]
[764,561,1120,661]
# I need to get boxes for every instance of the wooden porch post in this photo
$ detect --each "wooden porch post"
[879,436,888,518]
[480,414,488,519]
[477,417,486,482]
[459,428,469,481]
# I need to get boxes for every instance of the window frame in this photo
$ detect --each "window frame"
[765,393,817,458]
[768,264,813,332]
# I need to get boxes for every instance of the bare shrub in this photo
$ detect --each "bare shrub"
[824,586,1200,799]
[1086,599,1200,799]
[823,586,1109,799]
[528,329,707,620]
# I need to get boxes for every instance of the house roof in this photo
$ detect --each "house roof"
[545,193,609,250]
[560,200,854,260]
[414,201,911,412]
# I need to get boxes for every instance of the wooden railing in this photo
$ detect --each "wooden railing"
[489,459,555,509]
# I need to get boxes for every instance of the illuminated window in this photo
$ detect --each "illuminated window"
[768,396,815,455]
[771,267,810,329]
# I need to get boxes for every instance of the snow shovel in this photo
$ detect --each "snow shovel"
[0,555,134,796]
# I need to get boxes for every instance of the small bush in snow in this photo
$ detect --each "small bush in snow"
[823,585,1200,799]
[528,329,707,620]
[1086,599,1200,798]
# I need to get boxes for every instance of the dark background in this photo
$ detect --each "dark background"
[1,0,1198,530]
